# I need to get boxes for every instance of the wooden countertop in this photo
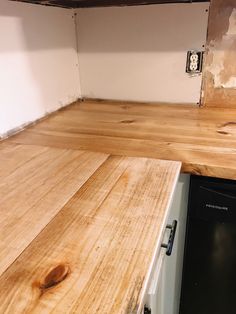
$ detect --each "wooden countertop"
[0,142,180,313]
[7,99,236,180]
[1,99,236,313]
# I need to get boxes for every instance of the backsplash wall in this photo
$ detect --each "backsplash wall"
[0,0,80,137]
[76,3,209,104]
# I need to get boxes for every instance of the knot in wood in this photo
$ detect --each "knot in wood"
[40,264,70,290]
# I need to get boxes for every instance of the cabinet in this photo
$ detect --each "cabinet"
[144,174,190,314]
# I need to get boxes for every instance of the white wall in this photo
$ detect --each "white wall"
[0,1,80,137]
[0,1,209,137]
[76,3,209,104]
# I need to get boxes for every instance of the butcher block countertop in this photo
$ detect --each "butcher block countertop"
[0,143,181,313]
[8,99,236,180]
[1,99,236,313]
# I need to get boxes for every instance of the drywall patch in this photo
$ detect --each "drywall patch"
[205,8,236,89]
[226,8,236,35]
[221,77,236,89]
[207,0,233,42]
[202,0,236,107]
[205,49,224,88]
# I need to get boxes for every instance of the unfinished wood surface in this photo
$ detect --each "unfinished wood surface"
[0,142,108,276]
[201,0,236,108]
[8,99,236,180]
[0,156,180,314]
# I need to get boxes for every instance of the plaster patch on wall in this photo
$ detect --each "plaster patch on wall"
[201,1,236,107]
[221,76,236,89]
[207,48,236,89]
[205,8,236,90]
[226,8,236,35]
[205,49,224,88]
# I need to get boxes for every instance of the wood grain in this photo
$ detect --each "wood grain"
[1,98,235,312]
[8,99,236,180]
[0,143,108,276]
[0,156,180,314]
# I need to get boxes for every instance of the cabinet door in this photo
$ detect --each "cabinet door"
[146,239,167,313]
[144,174,189,314]
[158,174,190,314]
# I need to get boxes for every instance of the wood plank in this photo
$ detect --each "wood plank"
[0,143,47,179]
[0,143,108,276]
[8,100,236,179]
[0,156,181,314]
[21,113,236,147]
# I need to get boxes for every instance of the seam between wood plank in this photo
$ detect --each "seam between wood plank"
[0,152,111,278]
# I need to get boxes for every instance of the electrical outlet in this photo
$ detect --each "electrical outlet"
[186,51,204,74]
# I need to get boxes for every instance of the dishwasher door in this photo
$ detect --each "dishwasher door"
[179,175,236,314]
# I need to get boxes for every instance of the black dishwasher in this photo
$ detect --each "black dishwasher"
[179,175,236,314]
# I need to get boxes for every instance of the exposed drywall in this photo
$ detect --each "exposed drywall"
[0,0,81,137]
[201,0,236,108]
[76,3,209,104]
